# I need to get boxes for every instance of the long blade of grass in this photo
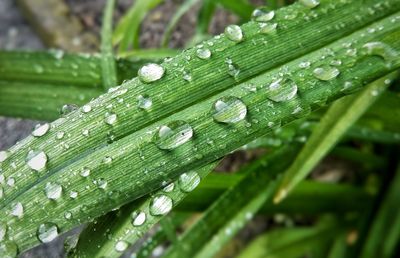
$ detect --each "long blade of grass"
[273,72,398,203]
[0,1,400,254]
[100,0,118,90]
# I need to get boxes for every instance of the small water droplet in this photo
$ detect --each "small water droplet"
[299,0,320,8]
[82,104,92,113]
[225,25,243,42]
[131,211,146,226]
[178,171,200,192]
[138,64,165,83]
[149,195,173,216]
[137,95,152,110]
[26,150,48,171]
[259,23,278,34]
[96,178,108,189]
[163,183,174,193]
[64,211,72,220]
[69,191,78,199]
[32,123,50,137]
[80,167,91,177]
[212,96,247,123]
[251,8,275,22]
[45,182,62,200]
[266,78,298,102]
[115,240,128,252]
[196,48,212,59]
[104,112,117,125]
[313,66,340,81]
[7,177,15,187]
[0,150,10,162]
[60,104,78,116]
[11,202,23,218]
[37,223,59,243]
[0,223,7,241]
[154,121,193,150]
[56,131,65,140]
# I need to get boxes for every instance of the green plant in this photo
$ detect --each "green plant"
[0,0,400,257]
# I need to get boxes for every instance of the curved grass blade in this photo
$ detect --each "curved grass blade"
[0,1,400,255]
[100,0,117,90]
[273,72,398,203]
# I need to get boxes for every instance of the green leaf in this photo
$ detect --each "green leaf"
[273,72,398,203]
[100,0,118,90]
[1,1,400,255]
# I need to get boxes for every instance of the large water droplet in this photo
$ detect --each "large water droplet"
[104,112,118,125]
[362,42,399,67]
[149,195,173,216]
[138,64,165,83]
[154,121,193,150]
[45,182,62,200]
[266,78,298,102]
[137,95,152,110]
[26,150,48,171]
[115,240,128,252]
[131,211,146,226]
[313,66,340,81]
[11,202,23,218]
[178,171,201,192]
[225,25,243,42]
[251,8,275,22]
[37,223,59,243]
[212,96,247,123]
[196,48,212,59]
[32,123,50,137]
[299,0,320,8]
[0,150,9,162]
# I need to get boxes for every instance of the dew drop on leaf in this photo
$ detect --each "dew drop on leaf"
[45,182,62,200]
[299,0,320,8]
[0,222,7,241]
[196,48,212,59]
[225,25,244,42]
[82,104,92,113]
[96,178,108,189]
[131,211,146,226]
[149,195,173,216]
[60,104,78,116]
[104,112,117,125]
[163,183,174,193]
[138,63,165,83]
[26,150,48,171]
[259,23,278,34]
[0,150,9,162]
[137,95,152,110]
[69,191,78,199]
[32,123,50,137]
[56,131,65,140]
[10,202,23,218]
[212,96,247,123]
[313,66,340,81]
[154,121,193,150]
[178,171,201,192]
[80,167,91,177]
[115,241,128,252]
[37,223,59,243]
[251,8,275,22]
[266,78,298,102]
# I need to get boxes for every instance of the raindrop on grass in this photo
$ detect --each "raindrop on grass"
[138,64,165,83]
[212,96,247,123]
[131,211,146,226]
[154,121,193,150]
[266,78,298,102]
[104,112,117,125]
[96,178,108,189]
[45,182,62,200]
[115,241,128,252]
[137,95,152,110]
[149,195,173,216]
[80,167,91,177]
[313,66,340,81]
[259,23,278,34]
[0,150,9,162]
[299,0,320,8]
[163,183,174,193]
[37,223,59,243]
[32,123,50,137]
[11,202,23,218]
[26,150,48,171]
[82,104,92,113]
[251,8,275,22]
[196,48,212,59]
[178,171,201,192]
[61,104,78,116]
[225,25,244,42]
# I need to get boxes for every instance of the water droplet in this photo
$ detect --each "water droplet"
[196,48,212,59]
[0,150,10,162]
[56,131,65,140]
[299,61,311,69]
[137,95,152,110]
[251,8,275,22]
[50,49,64,59]
[0,241,18,258]
[0,223,7,241]
[299,0,320,8]
[69,191,78,199]
[163,183,174,193]
[138,64,165,83]
[154,121,193,150]
[212,96,247,123]
[82,129,90,137]
[259,23,278,34]
[104,112,117,125]
[182,70,192,82]
[96,178,108,189]
[178,171,201,192]
[149,195,173,216]
[115,240,128,252]
[362,42,399,67]
[37,223,59,243]
[82,104,92,113]
[61,104,78,116]
[26,150,48,171]
[225,25,243,42]
[131,211,146,226]
[45,182,62,200]
[80,167,91,177]
[7,177,15,187]
[11,202,23,218]
[266,78,298,102]
[313,66,340,81]
[32,123,50,137]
